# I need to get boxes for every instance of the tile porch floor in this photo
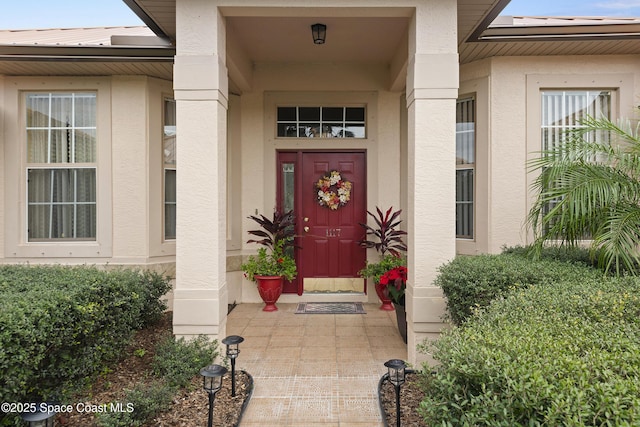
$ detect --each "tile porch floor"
[225,302,408,426]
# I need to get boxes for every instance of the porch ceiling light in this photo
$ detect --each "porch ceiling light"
[311,23,327,44]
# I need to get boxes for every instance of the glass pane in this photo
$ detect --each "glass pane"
[164,99,176,165]
[345,107,365,121]
[298,107,320,121]
[282,163,294,213]
[28,168,96,240]
[165,170,176,203]
[165,204,176,240]
[49,93,73,127]
[27,130,48,163]
[50,129,71,163]
[277,107,296,121]
[76,169,97,203]
[165,169,176,239]
[322,107,343,121]
[456,169,474,238]
[26,93,51,127]
[456,97,475,165]
[277,123,298,138]
[74,94,96,127]
[26,92,96,164]
[343,124,365,138]
[76,204,97,238]
[301,123,321,137]
[75,129,96,163]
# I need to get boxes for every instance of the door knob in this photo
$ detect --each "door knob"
[304,226,310,232]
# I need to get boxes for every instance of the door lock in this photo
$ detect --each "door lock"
[303,217,309,222]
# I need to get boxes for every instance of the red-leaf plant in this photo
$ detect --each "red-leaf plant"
[357,206,407,257]
[358,207,408,305]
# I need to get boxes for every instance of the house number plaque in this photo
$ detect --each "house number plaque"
[326,228,342,237]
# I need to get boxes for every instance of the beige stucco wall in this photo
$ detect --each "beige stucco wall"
[459,55,640,256]
[0,75,174,272]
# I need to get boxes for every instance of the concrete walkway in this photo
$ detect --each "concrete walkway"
[226,302,408,426]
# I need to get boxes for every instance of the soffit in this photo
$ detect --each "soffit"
[0,60,173,80]
[0,27,174,79]
[128,0,505,61]
[460,16,640,63]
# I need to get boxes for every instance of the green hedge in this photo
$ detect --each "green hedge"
[418,277,640,426]
[0,265,171,407]
[435,252,600,325]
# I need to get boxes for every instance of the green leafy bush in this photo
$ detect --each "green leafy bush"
[0,266,171,408]
[502,244,596,267]
[435,252,599,324]
[418,277,640,426]
[151,335,219,388]
[95,381,174,427]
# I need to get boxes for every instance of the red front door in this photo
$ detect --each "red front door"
[299,152,366,291]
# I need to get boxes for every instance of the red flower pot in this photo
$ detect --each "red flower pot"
[374,281,395,311]
[255,275,284,312]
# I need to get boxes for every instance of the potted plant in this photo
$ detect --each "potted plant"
[241,210,297,311]
[358,206,408,342]
[379,265,408,343]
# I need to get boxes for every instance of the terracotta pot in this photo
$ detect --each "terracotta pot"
[255,275,284,312]
[374,281,395,311]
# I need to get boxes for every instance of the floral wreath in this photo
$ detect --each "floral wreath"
[315,170,352,210]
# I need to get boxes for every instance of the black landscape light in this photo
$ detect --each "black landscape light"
[311,23,327,44]
[21,407,56,427]
[384,359,407,427]
[222,335,244,397]
[200,364,228,427]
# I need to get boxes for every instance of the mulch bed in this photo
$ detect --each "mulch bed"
[59,312,252,427]
[379,371,428,427]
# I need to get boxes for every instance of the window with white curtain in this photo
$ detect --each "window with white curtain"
[163,98,176,240]
[26,92,97,241]
[540,90,611,225]
[456,96,475,239]
[541,90,611,150]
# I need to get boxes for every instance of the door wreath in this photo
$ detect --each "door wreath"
[316,170,352,210]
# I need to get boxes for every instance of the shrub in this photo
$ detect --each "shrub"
[502,244,596,267]
[418,277,640,426]
[435,253,600,324]
[151,335,219,388]
[95,381,174,427]
[0,266,171,407]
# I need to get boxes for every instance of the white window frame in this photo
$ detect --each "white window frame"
[3,78,112,258]
[25,92,98,241]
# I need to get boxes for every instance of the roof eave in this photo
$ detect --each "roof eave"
[0,44,175,61]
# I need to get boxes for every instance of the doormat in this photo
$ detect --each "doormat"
[295,302,366,314]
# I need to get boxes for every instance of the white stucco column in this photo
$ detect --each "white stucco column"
[406,2,458,365]
[172,1,229,340]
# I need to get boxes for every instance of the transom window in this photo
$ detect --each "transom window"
[26,92,97,241]
[456,96,475,239]
[277,106,366,138]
